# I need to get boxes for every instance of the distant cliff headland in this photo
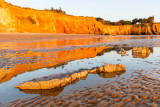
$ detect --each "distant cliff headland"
[0,1,160,35]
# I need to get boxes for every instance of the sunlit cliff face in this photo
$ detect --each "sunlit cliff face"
[0,0,4,2]
[0,1,160,34]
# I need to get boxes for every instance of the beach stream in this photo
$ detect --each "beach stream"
[0,34,160,106]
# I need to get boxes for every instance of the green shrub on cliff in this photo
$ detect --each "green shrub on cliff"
[147,16,154,23]
[96,16,154,26]
[118,20,132,25]
[44,7,66,14]
[96,17,105,24]
[132,16,154,24]
[51,7,66,14]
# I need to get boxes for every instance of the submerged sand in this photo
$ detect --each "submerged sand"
[6,68,160,107]
[0,34,160,106]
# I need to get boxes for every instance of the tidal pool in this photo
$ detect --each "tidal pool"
[0,34,160,106]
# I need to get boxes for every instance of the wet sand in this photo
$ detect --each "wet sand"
[5,68,160,107]
[0,33,160,51]
[0,33,96,42]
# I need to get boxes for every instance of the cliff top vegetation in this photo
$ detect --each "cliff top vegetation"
[44,7,66,14]
[96,16,155,26]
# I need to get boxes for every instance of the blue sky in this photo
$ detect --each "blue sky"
[6,0,160,22]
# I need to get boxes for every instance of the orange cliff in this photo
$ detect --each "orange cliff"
[0,1,160,35]
[0,1,106,34]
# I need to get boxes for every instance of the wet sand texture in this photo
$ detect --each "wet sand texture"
[8,69,160,107]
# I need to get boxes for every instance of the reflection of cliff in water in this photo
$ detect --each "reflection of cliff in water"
[20,87,65,97]
[149,47,153,53]
[98,71,126,78]
[97,47,132,56]
[0,46,113,84]
[132,47,153,59]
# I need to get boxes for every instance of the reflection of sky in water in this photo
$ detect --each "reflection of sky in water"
[0,46,160,103]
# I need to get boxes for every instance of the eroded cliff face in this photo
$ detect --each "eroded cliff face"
[0,3,16,32]
[0,2,106,34]
[0,1,160,35]
[105,24,160,35]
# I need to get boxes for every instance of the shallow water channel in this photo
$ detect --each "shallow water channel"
[0,34,160,106]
